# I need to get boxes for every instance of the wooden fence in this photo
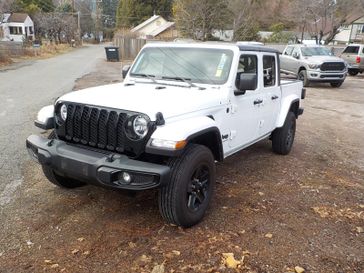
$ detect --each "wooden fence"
[0,41,24,56]
[113,37,146,60]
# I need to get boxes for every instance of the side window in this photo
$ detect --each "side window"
[285,46,294,56]
[236,54,257,89]
[263,55,276,87]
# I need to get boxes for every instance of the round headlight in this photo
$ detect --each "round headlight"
[125,114,150,140]
[133,115,148,138]
[60,104,67,121]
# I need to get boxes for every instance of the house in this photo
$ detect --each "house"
[0,13,35,42]
[332,15,364,45]
[130,15,178,40]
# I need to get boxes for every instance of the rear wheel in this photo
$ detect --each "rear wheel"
[330,81,343,88]
[41,131,86,188]
[298,70,310,87]
[158,144,216,227]
[272,112,296,155]
[348,69,359,76]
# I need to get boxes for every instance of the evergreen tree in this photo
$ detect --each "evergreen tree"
[116,0,172,28]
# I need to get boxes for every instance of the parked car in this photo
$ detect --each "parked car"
[340,44,364,76]
[280,44,347,87]
[26,43,304,227]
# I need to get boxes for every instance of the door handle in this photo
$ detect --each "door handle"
[254,99,263,105]
[271,95,279,100]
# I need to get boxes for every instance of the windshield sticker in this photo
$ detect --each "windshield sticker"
[216,54,227,77]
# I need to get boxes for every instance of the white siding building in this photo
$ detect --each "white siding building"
[0,13,35,42]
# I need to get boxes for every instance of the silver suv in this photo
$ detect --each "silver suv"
[340,44,364,76]
[280,44,347,88]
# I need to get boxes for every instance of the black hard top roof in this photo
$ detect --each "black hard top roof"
[237,45,280,53]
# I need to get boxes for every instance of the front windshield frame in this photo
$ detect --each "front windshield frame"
[301,47,333,57]
[129,47,235,85]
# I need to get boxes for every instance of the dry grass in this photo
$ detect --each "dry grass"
[0,51,13,66]
[0,43,73,66]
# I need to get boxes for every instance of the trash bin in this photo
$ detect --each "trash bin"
[105,46,120,62]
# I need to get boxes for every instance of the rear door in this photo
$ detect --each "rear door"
[259,54,281,136]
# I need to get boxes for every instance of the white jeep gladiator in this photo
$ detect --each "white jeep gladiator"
[26,42,305,227]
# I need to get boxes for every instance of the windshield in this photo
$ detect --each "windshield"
[301,47,333,56]
[130,47,234,85]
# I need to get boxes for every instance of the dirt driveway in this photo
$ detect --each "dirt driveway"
[0,60,363,273]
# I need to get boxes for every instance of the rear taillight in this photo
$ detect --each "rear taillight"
[356,56,361,63]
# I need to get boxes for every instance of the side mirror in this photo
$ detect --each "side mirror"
[235,73,257,95]
[293,52,300,59]
[122,65,131,79]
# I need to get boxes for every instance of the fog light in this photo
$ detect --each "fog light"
[122,172,132,183]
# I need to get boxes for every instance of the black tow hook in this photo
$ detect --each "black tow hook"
[47,139,54,147]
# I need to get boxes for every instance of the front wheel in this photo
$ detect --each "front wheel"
[158,144,216,227]
[298,70,310,87]
[348,69,359,76]
[330,81,343,88]
[271,112,296,155]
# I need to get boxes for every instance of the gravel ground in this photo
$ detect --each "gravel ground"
[0,56,363,273]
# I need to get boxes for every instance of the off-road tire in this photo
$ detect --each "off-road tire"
[330,81,343,88]
[298,70,310,87]
[272,111,296,155]
[348,69,359,76]
[158,144,216,227]
[41,131,86,188]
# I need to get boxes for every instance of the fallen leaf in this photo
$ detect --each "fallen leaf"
[83,251,90,255]
[128,242,137,248]
[71,249,79,255]
[151,264,165,273]
[50,264,59,269]
[44,260,52,264]
[265,233,273,239]
[222,253,241,269]
[26,240,34,246]
[172,250,181,256]
[295,266,305,273]
[77,237,85,242]
[356,227,363,233]
[258,192,264,196]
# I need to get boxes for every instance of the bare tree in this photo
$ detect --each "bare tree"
[33,12,77,44]
[173,0,230,40]
[0,0,14,15]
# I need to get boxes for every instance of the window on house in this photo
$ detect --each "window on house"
[29,26,33,34]
[9,26,23,35]
[263,55,276,87]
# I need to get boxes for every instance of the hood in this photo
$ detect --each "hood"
[58,82,226,121]
[303,55,344,64]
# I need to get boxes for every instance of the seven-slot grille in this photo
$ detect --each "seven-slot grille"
[61,103,128,153]
[320,62,346,71]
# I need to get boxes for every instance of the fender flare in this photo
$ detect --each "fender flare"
[275,96,300,128]
[146,116,223,160]
[35,105,55,130]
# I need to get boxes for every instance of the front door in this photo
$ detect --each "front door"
[227,53,263,152]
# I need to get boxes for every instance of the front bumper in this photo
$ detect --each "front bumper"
[307,70,347,82]
[26,135,170,190]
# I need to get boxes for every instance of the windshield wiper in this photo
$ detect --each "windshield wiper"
[132,73,157,83]
[162,76,204,89]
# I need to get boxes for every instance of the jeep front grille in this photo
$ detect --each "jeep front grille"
[56,103,153,157]
[320,62,345,71]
